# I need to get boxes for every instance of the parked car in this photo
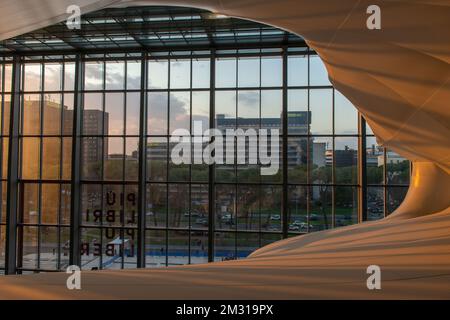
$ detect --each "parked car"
[270,214,281,221]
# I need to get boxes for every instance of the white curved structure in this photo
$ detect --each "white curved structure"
[0,0,449,298]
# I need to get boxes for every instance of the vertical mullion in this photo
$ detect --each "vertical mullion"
[358,114,367,222]
[57,62,65,270]
[137,53,147,268]
[121,60,127,270]
[69,54,83,267]
[188,57,192,264]
[306,49,311,233]
[331,88,335,229]
[5,55,21,274]
[207,50,215,262]
[281,47,288,239]
[99,58,106,269]
[37,61,44,270]
[165,57,170,267]
[234,56,238,257]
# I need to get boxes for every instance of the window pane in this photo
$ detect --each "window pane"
[24,64,41,92]
[22,137,40,179]
[237,90,259,128]
[215,90,236,131]
[261,90,282,130]
[105,61,124,90]
[83,93,103,135]
[191,184,208,229]
[334,137,358,185]
[288,137,308,184]
[43,94,62,135]
[169,91,190,132]
[190,231,208,264]
[288,186,307,233]
[168,230,189,265]
[310,89,332,134]
[335,90,357,134]
[22,94,41,135]
[145,229,166,267]
[215,58,236,88]
[126,60,141,90]
[105,92,124,135]
[335,186,358,225]
[192,59,210,88]
[44,63,62,91]
[311,137,332,184]
[4,64,12,92]
[84,62,103,90]
[214,232,235,261]
[22,183,39,224]
[40,226,59,270]
[148,92,167,135]
[366,137,383,184]
[237,233,259,259]
[125,137,138,181]
[387,186,408,214]
[104,137,123,180]
[147,137,167,181]
[367,187,384,221]
[386,150,410,185]
[310,55,331,86]
[170,59,190,89]
[215,185,235,231]
[82,137,103,180]
[192,91,209,133]
[41,184,59,224]
[261,185,282,232]
[148,60,168,89]
[21,226,38,269]
[310,185,332,231]
[64,62,75,91]
[62,93,74,135]
[288,55,308,86]
[236,185,259,231]
[81,184,102,226]
[168,184,189,228]
[261,56,282,87]
[238,57,259,87]
[62,137,72,180]
[42,137,60,180]
[287,89,308,134]
[146,184,167,228]
[126,92,140,135]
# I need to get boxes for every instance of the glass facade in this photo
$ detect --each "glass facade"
[0,11,412,273]
[366,125,410,221]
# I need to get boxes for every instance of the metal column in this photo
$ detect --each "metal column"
[137,53,148,267]
[358,115,367,222]
[69,54,83,266]
[5,55,21,274]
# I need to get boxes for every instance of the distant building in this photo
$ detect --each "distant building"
[312,142,326,167]
[326,146,357,167]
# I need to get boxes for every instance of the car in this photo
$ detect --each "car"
[195,218,208,226]
[309,214,319,221]
[270,214,281,221]
[221,214,232,220]
[288,225,300,231]
[299,222,313,229]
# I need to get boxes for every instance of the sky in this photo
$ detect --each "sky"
[14,54,361,155]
